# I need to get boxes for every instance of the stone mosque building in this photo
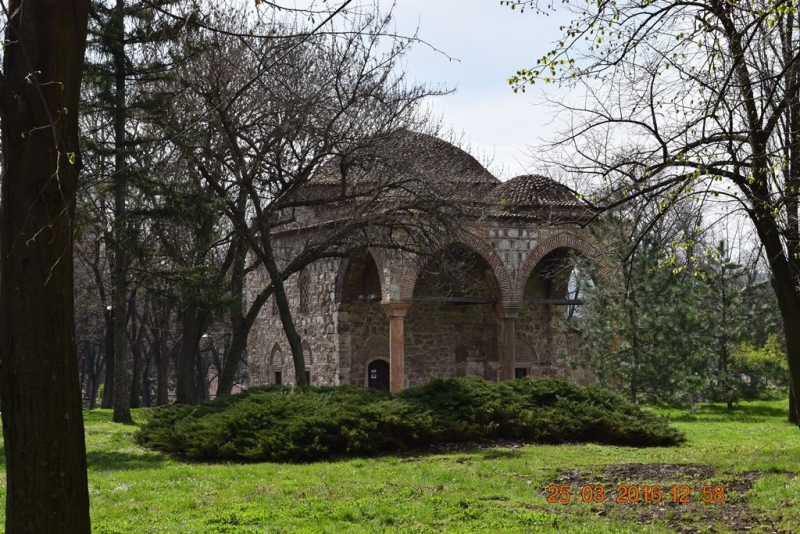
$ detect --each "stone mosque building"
[245,130,602,392]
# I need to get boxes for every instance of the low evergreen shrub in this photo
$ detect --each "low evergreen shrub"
[135,377,685,462]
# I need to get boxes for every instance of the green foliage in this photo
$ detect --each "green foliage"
[730,335,789,400]
[575,217,784,406]
[135,378,684,462]
[576,231,707,404]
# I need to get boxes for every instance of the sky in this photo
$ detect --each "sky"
[385,1,571,180]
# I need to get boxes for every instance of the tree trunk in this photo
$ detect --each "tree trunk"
[87,343,103,410]
[217,238,271,396]
[142,346,153,407]
[101,308,115,408]
[778,297,800,422]
[218,329,248,396]
[261,236,307,386]
[110,0,132,424]
[0,1,91,532]
[175,307,209,404]
[195,348,209,401]
[751,207,800,426]
[112,270,132,421]
[89,344,102,410]
[129,299,147,408]
[129,330,144,408]
[155,331,173,406]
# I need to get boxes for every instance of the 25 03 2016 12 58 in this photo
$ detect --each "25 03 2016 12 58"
[545,484,726,504]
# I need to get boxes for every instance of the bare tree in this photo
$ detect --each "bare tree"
[151,4,465,394]
[506,0,800,421]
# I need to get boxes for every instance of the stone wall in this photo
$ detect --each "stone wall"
[246,258,342,386]
[344,302,390,386]
[246,222,598,388]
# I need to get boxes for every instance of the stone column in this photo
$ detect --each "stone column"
[496,303,522,381]
[381,302,411,393]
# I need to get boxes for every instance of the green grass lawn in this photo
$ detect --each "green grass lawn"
[2,400,799,533]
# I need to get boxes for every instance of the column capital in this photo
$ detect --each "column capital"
[495,302,523,320]
[381,301,412,318]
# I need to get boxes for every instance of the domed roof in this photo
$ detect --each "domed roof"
[303,129,499,201]
[296,134,591,224]
[488,174,587,214]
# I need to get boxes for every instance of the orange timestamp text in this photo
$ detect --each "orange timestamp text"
[545,484,726,504]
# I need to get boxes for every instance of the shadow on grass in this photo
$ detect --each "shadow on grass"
[86,450,166,472]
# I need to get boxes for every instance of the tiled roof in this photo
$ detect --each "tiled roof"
[294,132,591,223]
[301,129,499,202]
[487,174,587,211]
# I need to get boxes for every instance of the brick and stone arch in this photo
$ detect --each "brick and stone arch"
[514,232,602,301]
[335,248,385,304]
[399,233,513,302]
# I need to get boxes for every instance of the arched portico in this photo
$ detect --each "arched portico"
[268,343,284,385]
[513,232,602,301]
[399,233,513,303]
[379,237,513,391]
[245,134,599,392]
[335,248,386,304]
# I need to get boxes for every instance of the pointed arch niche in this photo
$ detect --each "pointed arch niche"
[402,243,505,386]
[514,234,601,381]
[335,249,390,386]
[355,335,390,389]
[268,343,284,385]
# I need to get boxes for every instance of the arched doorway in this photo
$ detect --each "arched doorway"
[367,359,390,390]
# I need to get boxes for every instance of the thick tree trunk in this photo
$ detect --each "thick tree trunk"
[175,307,209,404]
[218,239,248,396]
[754,213,800,425]
[218,330,247,396]
[778,298,800,422]
[110,0,132,424]
[217,240,272,396]
[0,1,91,532]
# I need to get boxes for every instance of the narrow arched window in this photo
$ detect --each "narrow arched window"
[298,270,310,314]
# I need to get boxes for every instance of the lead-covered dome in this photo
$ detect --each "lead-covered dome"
[302,129,499,202]
[487,174,590,219]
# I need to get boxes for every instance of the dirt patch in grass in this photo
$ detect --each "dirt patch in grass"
[547,464,793,533]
